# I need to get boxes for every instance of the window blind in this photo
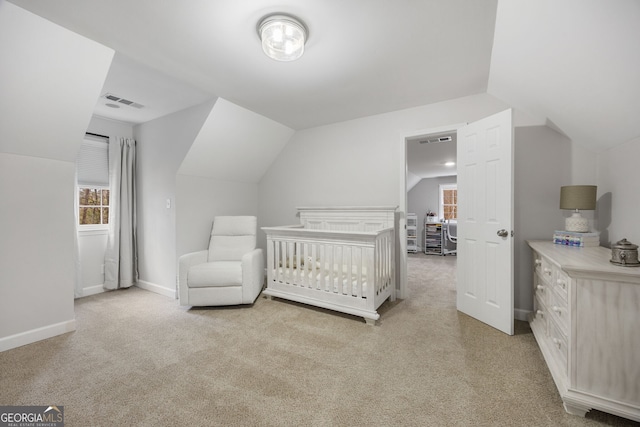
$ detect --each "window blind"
[76,136,109,186]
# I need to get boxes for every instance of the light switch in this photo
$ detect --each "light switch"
[166,198,171,209]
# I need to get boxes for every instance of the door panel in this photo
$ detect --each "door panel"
[457,109,514,335]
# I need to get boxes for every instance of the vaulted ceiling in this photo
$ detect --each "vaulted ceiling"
[9,0,640,156]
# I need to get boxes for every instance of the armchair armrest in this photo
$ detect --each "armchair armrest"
[178,250,208,305]
[241,248,265,304]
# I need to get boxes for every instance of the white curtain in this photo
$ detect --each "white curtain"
[104,137,138,289]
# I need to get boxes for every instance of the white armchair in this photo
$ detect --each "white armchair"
[179,216,264,306]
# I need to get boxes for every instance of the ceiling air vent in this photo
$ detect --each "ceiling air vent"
[420,136,452,144]
[102,93,145,109]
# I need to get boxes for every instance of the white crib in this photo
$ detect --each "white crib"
[261,206,397,325]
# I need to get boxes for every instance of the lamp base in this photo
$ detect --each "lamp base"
[565,211,589,232]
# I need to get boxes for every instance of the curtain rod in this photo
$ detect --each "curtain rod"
[85,132,109,139]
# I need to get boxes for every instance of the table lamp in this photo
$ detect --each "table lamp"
[559,185,597,232]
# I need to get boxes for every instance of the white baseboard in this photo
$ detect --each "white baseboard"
[514,308,531,322]
[136,280,175,299]
[0,319,76,353]
[81,284,105,297]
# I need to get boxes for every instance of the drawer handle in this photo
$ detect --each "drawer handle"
[536,285,545,291]
[536,309,544,318]
[552,338,562,349]
[543,267,552,275]
[552,306,562,316]
[556,279,566,289]
[535,259,542,266]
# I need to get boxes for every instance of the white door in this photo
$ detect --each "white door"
[456,109,514,335]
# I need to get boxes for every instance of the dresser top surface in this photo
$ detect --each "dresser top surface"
[527,240,640,282]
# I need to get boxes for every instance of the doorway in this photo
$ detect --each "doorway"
[405,130,458,302]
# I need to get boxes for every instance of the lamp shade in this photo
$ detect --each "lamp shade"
[559,185,597,210]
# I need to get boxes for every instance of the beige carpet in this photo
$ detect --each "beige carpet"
[0,254,637,426]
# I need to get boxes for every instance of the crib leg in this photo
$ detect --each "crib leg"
[364,317,377,326]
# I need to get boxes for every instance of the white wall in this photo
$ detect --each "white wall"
[0,155,77,342]
[75,116,135,298]
[176,175,258,257]
[597,136,640,247]
[0,2,113,351]
[513,125,597,315]
[134,100,216,296]
[408,176,457,250]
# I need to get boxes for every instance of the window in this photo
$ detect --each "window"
[76,135,109,227]
[439,184,457,221]
[78,188,110,225]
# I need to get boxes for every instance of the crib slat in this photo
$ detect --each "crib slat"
[287,241,293,284]
[337,245,344,295]
[346,245,353,297]
[311,243,318,289]
[302,242,307,288]
[355,246,362,298]
[319,244,325,291]
[367,245,374,298]
[330,245,336,292]
[268,238,274,284]
[294,242,302,283]
[275,240,281,283]
[377,236,383,295]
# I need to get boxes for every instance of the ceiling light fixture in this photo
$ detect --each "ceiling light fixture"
[258,14,308,62]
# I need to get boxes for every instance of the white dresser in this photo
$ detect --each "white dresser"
[527,241,640,422]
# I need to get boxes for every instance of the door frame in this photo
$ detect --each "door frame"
[398,123,466,299]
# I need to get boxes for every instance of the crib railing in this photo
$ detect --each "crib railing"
[263,226,394,301]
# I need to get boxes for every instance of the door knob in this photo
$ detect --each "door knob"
[497,229,509,238]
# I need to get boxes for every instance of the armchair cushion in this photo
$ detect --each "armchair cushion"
[208,216,257,262]
[187,261,242,288]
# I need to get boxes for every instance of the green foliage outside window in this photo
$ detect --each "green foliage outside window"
[79,188,109,225]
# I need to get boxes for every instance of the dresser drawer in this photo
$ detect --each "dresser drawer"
[554,269,569,303]
[547,285,569,336]
[534,253,554,286]
[548,318,568,375]
[532,294,548,336]
[533,272,549,307]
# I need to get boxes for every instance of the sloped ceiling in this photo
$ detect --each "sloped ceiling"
[6,0,640,156]
[94,52,213,125]
[488,0,640,152]
[178,98,294,183]
[8,0,497,131]
[0,1,113,162]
